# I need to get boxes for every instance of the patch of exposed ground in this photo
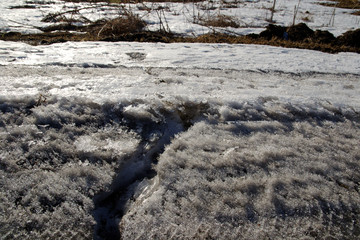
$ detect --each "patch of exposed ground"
[2,22,359,54]
[2,0,360,53]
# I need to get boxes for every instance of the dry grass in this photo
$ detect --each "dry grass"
[319,0,360,9]
[200,15,240,28]
[0,30,173,45]
[35,10,147,41]
[1,26,359,54]
[175,33,359,54]
[91,13,146,38]
[1,0,360,54]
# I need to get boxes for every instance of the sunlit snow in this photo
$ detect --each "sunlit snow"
[0,0,360,239]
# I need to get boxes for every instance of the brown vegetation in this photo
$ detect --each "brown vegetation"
[1,22,359,54]
[176,32,358,54]
[2,0,358,53]
[1,0,360,55]
[91,14,146,38]
[319,0,360,9]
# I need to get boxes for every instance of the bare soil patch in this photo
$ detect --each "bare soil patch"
[181,23,360,53]
[1,21,359,53]
[2,0,359,53]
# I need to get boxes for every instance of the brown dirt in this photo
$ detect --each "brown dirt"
[286,23,314,41]
[337,28,360,48]
[259,24,286,40]
[180,23,360,54]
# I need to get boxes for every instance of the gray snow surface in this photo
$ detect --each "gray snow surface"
[0,65,359,240]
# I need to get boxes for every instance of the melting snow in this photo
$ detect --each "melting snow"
[0,0,360,239]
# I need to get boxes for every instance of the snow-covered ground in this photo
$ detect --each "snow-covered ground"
[1,39,360,239]
[1,40,360,74]
[0,1,360,240]
[0,0,359,36]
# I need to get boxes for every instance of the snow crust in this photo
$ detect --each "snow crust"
[0,1,360,238]
[1,61,359,239]
[121,117,360,239]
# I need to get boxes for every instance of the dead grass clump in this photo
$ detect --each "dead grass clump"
[42,12,91,24]
[200,15,240,28]
[91,13,146,38]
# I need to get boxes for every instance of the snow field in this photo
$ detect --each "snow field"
[1,0,360,36]
[1,63,359,238]
[1,41,360,74]
[0,3,359,236]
